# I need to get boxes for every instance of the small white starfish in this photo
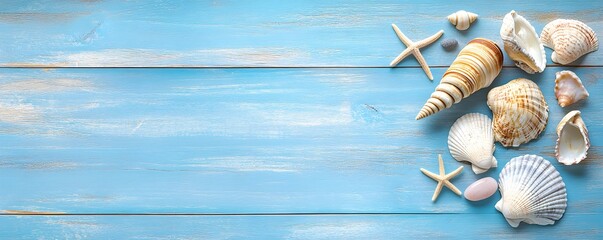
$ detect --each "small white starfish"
[420,154,463,201]
[390,24,444,80]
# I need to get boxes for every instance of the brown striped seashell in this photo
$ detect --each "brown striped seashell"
[554,70,589,107]
[500,10,546,74]
[487,78,549,147]
[416,38,503,120]
[555,110,590,165]
[447,10,478,31]
[541,19,599,65]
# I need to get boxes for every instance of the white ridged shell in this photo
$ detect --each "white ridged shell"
[556,110,590,165]
[554,70,589,107]
[496,155,567,228]
[448,113,497,174]
[500,10,546,74]
[541,19,599,64]
[487,78,549,147]
[447,10,478,31]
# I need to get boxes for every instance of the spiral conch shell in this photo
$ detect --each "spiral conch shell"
[500,10,546,74]
[487,78,549,147]
[416,38,503,120]
[541,19,599,64]
[447,10,478,31]
[556,110,590,165]
[554,70,589,107]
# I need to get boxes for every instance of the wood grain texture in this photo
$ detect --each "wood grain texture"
[0,67,601,215]
[0,214,600,239]
[0,0,601,67]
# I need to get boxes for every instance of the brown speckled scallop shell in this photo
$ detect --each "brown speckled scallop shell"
[487,78,549,147]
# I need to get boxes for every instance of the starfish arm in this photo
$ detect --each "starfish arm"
[444,181,462,195]
[391,24,414,46]
[438,155,445,175]
[417,30,444,48]
[444,166,464,179]
[390,48,413,66]
[420,168,442,181]
[413,50,434,80]
[432,182,444,201]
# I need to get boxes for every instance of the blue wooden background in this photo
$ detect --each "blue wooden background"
[0,0,602,239]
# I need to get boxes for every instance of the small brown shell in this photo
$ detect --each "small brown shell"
[554,70,589,107]
[487,78,549,147]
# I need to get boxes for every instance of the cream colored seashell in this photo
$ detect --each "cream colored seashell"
[554,70,589,107]
[416,38,503,120]
[541,19,599,64]
[487,78,548,147]
[556,110,590,165]
[496,154,567,228]
[500,10,546,74]
[447,10,478,31]
[448,113,497,174]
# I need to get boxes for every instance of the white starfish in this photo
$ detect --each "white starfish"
[390,24,444,80]
[420,154,463,201]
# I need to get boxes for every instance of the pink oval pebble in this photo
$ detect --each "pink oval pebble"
[464,177,498,201]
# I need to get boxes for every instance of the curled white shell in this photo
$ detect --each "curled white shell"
[541,19,599,64]
[556,110,590,165]
[487,78,549,147]
[447,10,478,31]
[555,70,589,107]
[496,154,567,228]
[500,10,546,74]
[448,113,497,174]
[416,38,503,119]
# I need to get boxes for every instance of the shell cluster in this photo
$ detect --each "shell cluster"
[541,19,598,64]
[500,10,546,74]
[496,155,567,227]
[556,110,590,165]
[487,78,549,147]
[403,10,594,228]
[416,38,503,120]
[448,113,497,174]
[447,10,478,31]
[555,70,589,107]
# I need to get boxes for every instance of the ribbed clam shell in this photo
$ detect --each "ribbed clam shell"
[541,19,599,64]
[448,113,497,174]
[556,110,590,165]
[496,155,567,228]
[416,38,503,120]
[487,78,548,147]
[500,10,546,74]
[554,70,589,107]
[447,10,478,31]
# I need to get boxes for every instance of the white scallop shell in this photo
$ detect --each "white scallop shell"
[496,155,567,228]
[555,70,589,107]
[541,19,599,64]
[447,10,478,31]
[500,10,546,74]
[448,113,497,174]
[556,110,590,165]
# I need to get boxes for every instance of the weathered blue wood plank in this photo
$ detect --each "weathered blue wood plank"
[0,0,601,67]
[0,214,600,239]
[0,67,600,214]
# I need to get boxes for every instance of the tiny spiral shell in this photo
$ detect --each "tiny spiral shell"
[447,10,478,31]
[416,38,503,120]
[541,19,598,64]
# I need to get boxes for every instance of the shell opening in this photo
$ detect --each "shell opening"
[558,123,586,163]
